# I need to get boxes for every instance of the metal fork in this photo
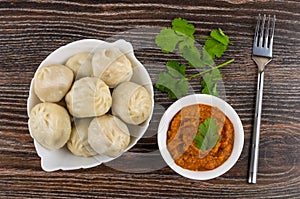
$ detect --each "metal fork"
[248,14,276,184]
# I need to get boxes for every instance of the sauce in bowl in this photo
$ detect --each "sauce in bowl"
[166,104,234,171]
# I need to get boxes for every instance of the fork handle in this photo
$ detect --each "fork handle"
[248,70,264,184]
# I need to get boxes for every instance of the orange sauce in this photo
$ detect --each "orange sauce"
[166,104,234,171]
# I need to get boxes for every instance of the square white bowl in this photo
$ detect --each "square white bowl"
[27,39,154,171]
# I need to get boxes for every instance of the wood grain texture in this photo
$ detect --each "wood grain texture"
[0,0,299,198]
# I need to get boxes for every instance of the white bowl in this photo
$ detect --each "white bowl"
[27,39,154,171]
[157,94,244,180]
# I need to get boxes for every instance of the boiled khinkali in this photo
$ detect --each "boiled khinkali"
[65,52,93,79]
[67,118,98,157]
[112,82,152,125]
[88,115,130,157]
[29,102,71,150]
[65,77,112,118]
[92,47,133,88]
[34,64,74,102]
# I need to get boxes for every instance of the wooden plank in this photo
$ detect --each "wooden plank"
[0,0,299,198]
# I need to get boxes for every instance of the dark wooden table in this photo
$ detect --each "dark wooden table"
[0,0,299,198]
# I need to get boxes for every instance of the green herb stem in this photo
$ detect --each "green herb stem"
[186,58,235,80]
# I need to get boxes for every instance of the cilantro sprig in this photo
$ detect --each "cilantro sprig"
[155,18,234,98]
[194,118,220,151]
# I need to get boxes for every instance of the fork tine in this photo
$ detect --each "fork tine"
[269,15,276,50]
[253,14,261,47]
[259,14,266,47]
[252,14,275,58]
[264,15,270,48]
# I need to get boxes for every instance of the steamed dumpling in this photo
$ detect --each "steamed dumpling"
[92,47,133,88]
[67,118,98,157]
[112,82,152,125]
[65,52,93,79]
[88,115,130,157]
[34,64,74,102]
[29,102,71,150]
[65,77,112,118]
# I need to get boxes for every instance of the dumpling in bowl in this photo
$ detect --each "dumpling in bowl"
[65,52,93,79]
[29,102,71,150]
[34,64,74,102]
[65,77,112,118]
[67,118,98,157]
[88,115,130,157]
[112,82,152,125]
[92,47,133,88]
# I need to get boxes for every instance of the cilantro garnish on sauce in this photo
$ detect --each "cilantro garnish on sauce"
[194,118,220,151]
[155,18,234,98]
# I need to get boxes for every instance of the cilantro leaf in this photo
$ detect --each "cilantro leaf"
[155,73,188,99]
[178,38,201,67]
[194,134,204,149]
[155,18,201,66]
[178,40,202,67]
[204,38,227,58]
[210,28,230,46]
[155,28,183,52]
[201,47,214,67]
[204,28,230,58]
[207,132,221,149]
[201,69,223,96]
[172,18,195,38]
[155,18,195,53]
[194,118,220,151]
[155,61,189,99]
[166,60,186,76]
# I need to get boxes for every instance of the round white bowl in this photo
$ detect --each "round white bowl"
[27,39,154,172]
[157,94,244,180]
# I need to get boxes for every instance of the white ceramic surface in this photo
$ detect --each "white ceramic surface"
[27,39,154,172]
[157,94,244,180]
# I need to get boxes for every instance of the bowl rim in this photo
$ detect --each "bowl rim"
[27,39,154,171]
[157,94,244,180]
